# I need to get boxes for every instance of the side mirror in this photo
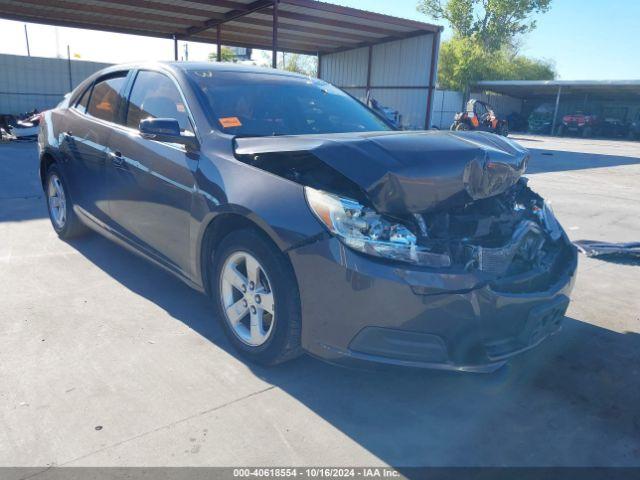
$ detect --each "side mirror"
[139,118,199,151]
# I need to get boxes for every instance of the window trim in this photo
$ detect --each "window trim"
[123,68,198,139]
[72,83,94,114]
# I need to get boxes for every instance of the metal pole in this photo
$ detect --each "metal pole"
[172,35,178,61]
[317,53,322,79]
[366,45,373,102]
[551,85,562,135]
[272,0,279,68]
[66,45,73,90]
[24,24,30,56]
[217,25,222,62]
[424,30,440,130]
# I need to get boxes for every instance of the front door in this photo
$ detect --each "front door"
[105,69,198,274]
[61,72,128,224]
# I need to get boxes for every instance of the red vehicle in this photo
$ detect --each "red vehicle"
[450,99,509,136]
[557,112,600,138]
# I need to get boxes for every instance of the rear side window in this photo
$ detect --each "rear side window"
[87,73,127,123]
[125,70,192,133]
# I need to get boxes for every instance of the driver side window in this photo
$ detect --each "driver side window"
[125,70,193,134]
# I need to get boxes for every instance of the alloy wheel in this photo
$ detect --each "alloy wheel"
[219,251,275,347]
[47,174,67,229]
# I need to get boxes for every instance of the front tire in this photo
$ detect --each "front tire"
[455,122,470,131]
[210,228,302,366]
[45,164,88,239]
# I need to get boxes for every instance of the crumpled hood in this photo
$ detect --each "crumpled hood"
[234,130,529,214]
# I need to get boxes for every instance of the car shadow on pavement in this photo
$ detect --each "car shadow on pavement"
[525,148,640,174]
[66,232,640,467]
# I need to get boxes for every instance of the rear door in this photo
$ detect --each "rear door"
[105,69,198,274]
[61,71,128,224]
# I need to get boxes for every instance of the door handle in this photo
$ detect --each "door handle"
[108,150,124,167]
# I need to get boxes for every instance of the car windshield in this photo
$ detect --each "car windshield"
[186,70,392,136]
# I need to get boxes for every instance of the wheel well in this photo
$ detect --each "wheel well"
[40,153,56,186]
[200,214,288,296]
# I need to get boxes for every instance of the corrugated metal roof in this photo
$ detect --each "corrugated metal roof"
[0,0,442,55]
[476,80,640,99]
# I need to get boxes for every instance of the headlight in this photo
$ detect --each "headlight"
[305,187,451,267]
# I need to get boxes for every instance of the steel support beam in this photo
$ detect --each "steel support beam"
[217,25,222,61]
[551,86,562,135]
[186,0,274,37]
[272,0,279,68]
[424,30,440,130]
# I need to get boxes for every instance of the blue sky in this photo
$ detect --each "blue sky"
[330,0,640,80]
[0,0,638,80]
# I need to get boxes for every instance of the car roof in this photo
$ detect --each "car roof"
[170,61,309,78]
[85,62,315,89]
[71,61,319,108]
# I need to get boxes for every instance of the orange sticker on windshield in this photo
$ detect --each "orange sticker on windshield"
[219,117,242,128]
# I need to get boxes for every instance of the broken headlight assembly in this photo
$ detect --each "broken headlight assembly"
[305,187,451,268]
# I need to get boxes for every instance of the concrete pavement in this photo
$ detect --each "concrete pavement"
[0,136,639,468]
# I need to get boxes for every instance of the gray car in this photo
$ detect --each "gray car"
[38,62,577,372]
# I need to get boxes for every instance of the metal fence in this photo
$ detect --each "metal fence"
[0,54,110,114]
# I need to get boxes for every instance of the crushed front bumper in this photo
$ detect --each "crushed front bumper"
[288,236,577,373]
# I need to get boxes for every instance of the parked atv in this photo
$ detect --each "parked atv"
[451,99,509,136]
[557,112,600,138]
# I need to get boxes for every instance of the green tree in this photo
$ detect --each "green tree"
[208,46,237,62]
[279,53,318,77]
[418,0,552,51]
[437,36,555,91]
[419,0,555,91]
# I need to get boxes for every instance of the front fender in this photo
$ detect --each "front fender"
[190,150,326,289]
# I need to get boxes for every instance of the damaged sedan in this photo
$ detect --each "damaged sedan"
[39,63,577,372]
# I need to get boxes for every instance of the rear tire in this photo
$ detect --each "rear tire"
[45,164,88,239]
[583,126,592,138]
[498,123,509,137]
[210,228,303,366]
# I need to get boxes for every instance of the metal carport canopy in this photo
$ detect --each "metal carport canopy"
[0,0,441,63]
[475,80,640,100]
[475,80,640,134]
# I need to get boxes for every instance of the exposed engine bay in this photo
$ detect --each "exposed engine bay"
[412,178,566,278]
[234,131,573,291]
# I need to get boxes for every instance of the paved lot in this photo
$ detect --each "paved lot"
[1,135,639,468]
